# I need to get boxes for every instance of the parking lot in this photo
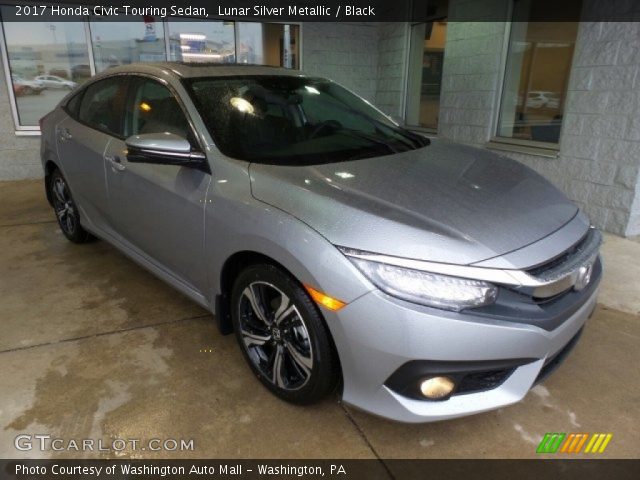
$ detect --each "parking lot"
[1,179,638,460]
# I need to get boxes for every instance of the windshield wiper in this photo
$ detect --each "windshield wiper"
[328,99,429,150]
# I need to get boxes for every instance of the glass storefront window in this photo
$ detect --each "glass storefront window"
[89,17,166,73]
[237,23,299,69]
[406,21,448,130]
[1,11,300,129]
[1,7,89,126]
[497,1,581,144]
[167,20,235,63]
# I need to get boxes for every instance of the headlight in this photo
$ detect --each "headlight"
[349,257,498,311]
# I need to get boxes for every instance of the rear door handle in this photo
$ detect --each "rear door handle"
[58,128,72,141]
[105,155,126,172]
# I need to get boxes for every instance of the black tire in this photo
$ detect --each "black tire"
[231,264,339,404]
[49,169,93,243]
[23,87,33,95]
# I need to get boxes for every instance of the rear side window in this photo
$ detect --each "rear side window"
[78,76,128,136]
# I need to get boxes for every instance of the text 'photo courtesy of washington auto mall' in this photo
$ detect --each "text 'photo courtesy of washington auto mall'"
[0,0,639,479]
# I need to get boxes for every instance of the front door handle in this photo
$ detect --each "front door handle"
[58,128,72,141]
[105,155,126,172]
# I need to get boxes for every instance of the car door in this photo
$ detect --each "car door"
[56,76,128,232]
[104,75,210,294]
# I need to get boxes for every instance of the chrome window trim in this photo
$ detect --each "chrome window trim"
[337,228,602,299]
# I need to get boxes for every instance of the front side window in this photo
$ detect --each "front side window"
[497,0,581,144]
[124,77,191,141]
[1,7,90,127]
[186,76,429,164]
[78,76,128,135]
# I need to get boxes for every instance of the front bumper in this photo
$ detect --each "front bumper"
[327,275,600,423]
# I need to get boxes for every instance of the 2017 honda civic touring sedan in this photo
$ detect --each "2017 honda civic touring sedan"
[40,63,602,423]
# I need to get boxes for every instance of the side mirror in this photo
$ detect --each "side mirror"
[125,133,208,172]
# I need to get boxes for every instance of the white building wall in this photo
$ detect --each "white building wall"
[375,22,408,117]
[301,22,379,102]
[437,21,505,144]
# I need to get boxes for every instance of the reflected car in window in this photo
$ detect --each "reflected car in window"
[39,63,602,422]
[11,74,45,95]
[34,75,78,90]
[525,91,561,110]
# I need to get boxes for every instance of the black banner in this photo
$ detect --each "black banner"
[1,0,640,22]
[1,459,639,480]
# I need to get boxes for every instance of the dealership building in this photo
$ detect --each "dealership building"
[1,0,639,236]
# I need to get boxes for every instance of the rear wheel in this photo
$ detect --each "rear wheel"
[49,169,93,243]
[231,264,339,404]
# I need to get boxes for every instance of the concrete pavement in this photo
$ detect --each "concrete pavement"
[1,180,638,459]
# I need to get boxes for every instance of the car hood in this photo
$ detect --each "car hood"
[249,140,583,266]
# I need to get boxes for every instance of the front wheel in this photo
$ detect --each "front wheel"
[49,169,93,243]
[231,264,339,404]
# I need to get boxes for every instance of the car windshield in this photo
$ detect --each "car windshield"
[185,75,429,165]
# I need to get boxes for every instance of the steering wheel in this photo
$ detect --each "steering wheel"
[309,120,342,139]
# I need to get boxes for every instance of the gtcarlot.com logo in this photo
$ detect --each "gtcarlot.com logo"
[536,432,613,454]
[15,434,195,452]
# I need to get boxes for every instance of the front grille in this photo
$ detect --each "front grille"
[527,236,587,277]
[526,228,601,283]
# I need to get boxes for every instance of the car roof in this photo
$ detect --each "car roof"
[101,62,305,79]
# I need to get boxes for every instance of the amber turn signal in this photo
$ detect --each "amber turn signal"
[304,285,347,311]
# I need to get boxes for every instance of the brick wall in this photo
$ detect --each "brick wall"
[437,0,507,144]
[302,22,379,103]
[375,22,407,117]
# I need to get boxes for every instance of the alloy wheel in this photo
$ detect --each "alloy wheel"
[51,176,77,236]
[238,281,314,391]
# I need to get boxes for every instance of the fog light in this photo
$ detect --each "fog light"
[420,376,455,399]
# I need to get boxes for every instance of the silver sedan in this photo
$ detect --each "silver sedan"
[39,63,601,422]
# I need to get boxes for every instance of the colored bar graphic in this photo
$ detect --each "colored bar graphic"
[536,433,566,453]
[573,434,589,453]
[560,433,575,453]
[598,434,613,453]
[585,433,613,454]
[584,434,598,453]
[539,433,613,454]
